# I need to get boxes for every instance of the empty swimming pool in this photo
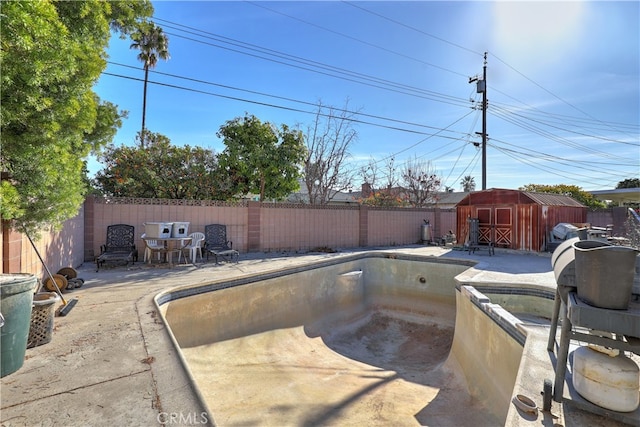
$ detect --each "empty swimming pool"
[156,252,526,426]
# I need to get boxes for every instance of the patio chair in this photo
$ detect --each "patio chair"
[178,232,205,264]
[466,218,494,256]
[142,234,166,264]
[96,224,138,271]
[204,224,239,264]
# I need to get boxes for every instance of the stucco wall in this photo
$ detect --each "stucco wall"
[1,206,84,280]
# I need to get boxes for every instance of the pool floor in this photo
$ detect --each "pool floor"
[181,307,499,426]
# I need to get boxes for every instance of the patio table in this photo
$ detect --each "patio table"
[142,236,191,268]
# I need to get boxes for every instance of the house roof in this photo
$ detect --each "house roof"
[589,188,640,206]
[435,191,469,206]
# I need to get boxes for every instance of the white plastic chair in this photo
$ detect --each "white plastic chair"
[178,232,205,264]
[142,234,165,263]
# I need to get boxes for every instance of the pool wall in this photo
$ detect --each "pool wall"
[450,286,525,422]
[157,252,544,425]
[161,255,472,349]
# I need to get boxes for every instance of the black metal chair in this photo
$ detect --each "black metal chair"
[204,224,239,264]
[95,224,138,271]
[467,217,494,255]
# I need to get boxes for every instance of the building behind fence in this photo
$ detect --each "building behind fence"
[0,195,628,281]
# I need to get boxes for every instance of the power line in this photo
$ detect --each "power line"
[365,110,477,167]
[491,107,632,161]
[108,61,468,136]
[137,7,637,189]
[152,20,471,109]
[153,14,638,150]
[337,2,638,144]
[490,137,638,168]
[442,108,482,187]
[448,148,481,191]
[244,1,469,78]
[102,71,473,139]
[342,1,481,57]
[496,105,639,146]
[489,89,639,144]
[490,52,639,140]
[492,144,630,188]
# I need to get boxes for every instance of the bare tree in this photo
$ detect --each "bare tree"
[401,156,442,207]
[358,158,378,198]
[380,156,400,191]
[359,156,400,191]
[357,156,407,205]
[303,100,359,204]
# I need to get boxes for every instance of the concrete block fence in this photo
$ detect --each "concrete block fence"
[1,195,620,281]
[86,196,455,260]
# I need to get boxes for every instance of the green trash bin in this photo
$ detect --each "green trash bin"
[1,274,37,377]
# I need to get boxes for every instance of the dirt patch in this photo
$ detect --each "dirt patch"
[322,311,454,376]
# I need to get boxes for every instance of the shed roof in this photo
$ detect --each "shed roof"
[456,188,585,207]
[522,191,585,207]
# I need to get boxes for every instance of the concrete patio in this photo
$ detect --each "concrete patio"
[0,246,636,426]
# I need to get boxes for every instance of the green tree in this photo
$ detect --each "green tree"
[358,190,408,207]
[217,114,307,201]
[1,0,152,235]
[616,178,640,189]
[93,131,229,200]
[519,184,606,208]
[130,22,170,146]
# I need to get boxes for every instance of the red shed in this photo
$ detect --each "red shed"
[456,188,586,252]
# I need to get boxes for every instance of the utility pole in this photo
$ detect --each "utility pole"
[469,52,488,190]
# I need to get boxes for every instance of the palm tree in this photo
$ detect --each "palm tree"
[130,22,169,147]
[461,175,476,192]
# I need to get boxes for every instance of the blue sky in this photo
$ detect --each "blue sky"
[92,1,639,192]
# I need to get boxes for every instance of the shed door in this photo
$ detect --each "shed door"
[495,207,513,248]
[477,208,493,245]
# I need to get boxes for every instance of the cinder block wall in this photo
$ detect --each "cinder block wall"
[85,197,455,260]
[1,195,618,277]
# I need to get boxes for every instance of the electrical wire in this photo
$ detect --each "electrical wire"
[490,106,632,161]
[490,52,639,141]
[490,137,638,168]
[490,99,639,146]
[491,144,630,188]
[102,71,472,139]
[244,1,469,78]
[107,61,469,136]
[140,9,637,188]
[342,1,481,57]
[448,148,481,191]
[365,109,477,167]
[150,23,471,109]
[441,106,482,186]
